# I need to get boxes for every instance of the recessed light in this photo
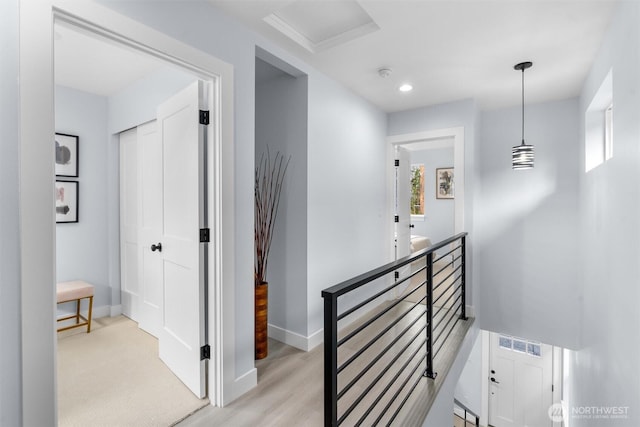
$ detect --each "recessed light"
[399,84,413,92]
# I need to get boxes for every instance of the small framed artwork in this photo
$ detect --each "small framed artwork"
[436,167,454,199]
[55,133,79,177]
[55,180,79,223]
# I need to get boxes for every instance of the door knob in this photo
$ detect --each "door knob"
[409,224,415,228]
[490,377,500,384]
[151,243,162,252]
[491,369,496,374]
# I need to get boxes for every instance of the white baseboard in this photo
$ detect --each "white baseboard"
[56,304,120,320]
[465,304,474,318]
[228,368,257,404]
[268,324,323,351]
[110,304,122,317]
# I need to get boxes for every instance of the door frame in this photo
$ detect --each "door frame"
[386,127,465,268]
[20,1,237,422]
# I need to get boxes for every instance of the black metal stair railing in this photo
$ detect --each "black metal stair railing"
[322,232,468,427]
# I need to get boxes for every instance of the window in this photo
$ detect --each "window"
[605,103,613,160]
[498,335,542,358]
[585,69,613,172]
[410,164,425,216]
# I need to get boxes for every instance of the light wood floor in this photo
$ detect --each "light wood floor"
[178,303,473,427]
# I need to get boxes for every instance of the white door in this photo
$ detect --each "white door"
[489,333,553,427]
[119,128,140,321]
[157,80,208,398]
[137,121,163,338]
[395,146,412,292]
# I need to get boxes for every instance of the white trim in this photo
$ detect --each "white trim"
[110,305,123,317]
[268,324,323,351]
[480,330,490,427]
[229,368,257,403]
[20,0,57,424]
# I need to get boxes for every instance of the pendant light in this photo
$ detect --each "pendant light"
[512,61,534,170]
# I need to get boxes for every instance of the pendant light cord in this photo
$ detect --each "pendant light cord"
[521,67,525,145]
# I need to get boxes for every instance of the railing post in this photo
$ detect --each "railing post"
[460,236,467,320]
[323,293,338,427]
[424,252,436,379]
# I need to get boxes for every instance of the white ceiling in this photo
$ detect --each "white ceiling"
[211,0,618,112]
[54,1,618,113]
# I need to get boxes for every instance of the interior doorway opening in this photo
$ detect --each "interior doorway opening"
[53,12,223,424]
[388,128,465,267]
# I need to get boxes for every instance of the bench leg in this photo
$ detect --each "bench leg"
[76,298,81,325]
[87,296,93,333]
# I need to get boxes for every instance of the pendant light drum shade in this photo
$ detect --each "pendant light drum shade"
[512,143,534,170]
[513,61,534,169]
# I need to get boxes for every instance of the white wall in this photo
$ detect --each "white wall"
[477,98,581,349]
[55,85,111,311]
[255,58,309,341]
[306,73,389,337]
[409,147,455,244]
[453,331,482,419]
[0,0,22,424]
[569,2,640,425]
[108,66,196,134]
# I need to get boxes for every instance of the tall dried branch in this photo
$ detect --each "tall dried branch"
[255,148,290,286]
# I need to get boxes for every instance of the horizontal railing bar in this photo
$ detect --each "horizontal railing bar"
[370,352,426,426]
[337,299,425,374]
[399,280,428,304]
[433,253,463,277]
[352,342,426,427]
[433,302,461,345]
[432,264,462,293]
[339,331,426,423]
[433,278,463,310]
[433,244,462,264]
[433,316,462,359]
[433,275,462,304]
[433,279,463,310]
[385,358,428,427]
[433,290,462,327]
[454,398,480,420]
[338,265,426,321]
[338,287,425,348]
[338,314,426,400]
[432,298,462,333]
[322,233,468,299]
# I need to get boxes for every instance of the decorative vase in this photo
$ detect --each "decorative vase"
[255,282,268,360]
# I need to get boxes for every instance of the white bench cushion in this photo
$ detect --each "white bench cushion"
[57,281,94,303]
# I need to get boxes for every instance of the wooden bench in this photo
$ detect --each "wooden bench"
[56,281,94,333]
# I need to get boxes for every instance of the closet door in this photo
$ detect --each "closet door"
[137,121,163,338]
[119,128,140,321]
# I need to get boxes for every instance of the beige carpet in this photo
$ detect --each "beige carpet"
[57,316,208,427]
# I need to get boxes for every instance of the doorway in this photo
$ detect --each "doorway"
[44,5,237,422]
[54,20,211,423]
[19,3,237,422]
[387,128,465,261]
[488,332,562,427]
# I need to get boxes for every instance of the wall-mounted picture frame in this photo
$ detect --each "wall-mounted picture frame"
[55,180,79,223]
[436,167,454,199]
[55,133,79,177]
